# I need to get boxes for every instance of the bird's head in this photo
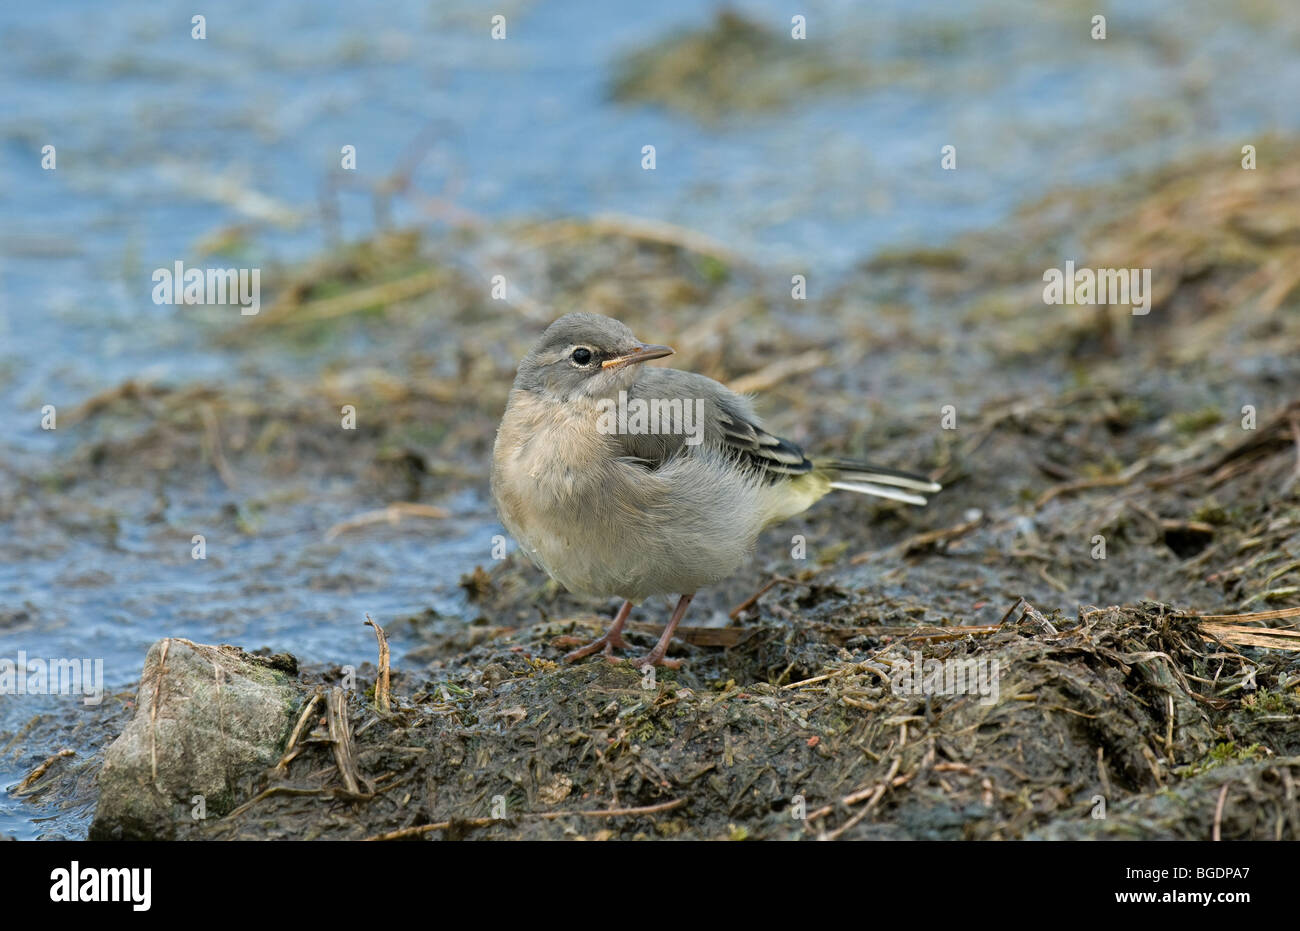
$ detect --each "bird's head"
[512,312,674,401]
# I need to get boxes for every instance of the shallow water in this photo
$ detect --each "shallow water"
[2,0,1299,837]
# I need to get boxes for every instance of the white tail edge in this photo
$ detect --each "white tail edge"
[829,480,930,507]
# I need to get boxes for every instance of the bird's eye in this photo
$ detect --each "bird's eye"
[570,347,593,366]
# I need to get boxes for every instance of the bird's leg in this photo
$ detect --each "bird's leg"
[627,593,694,669]
[562,600,633,663]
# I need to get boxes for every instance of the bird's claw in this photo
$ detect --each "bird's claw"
[562,630,628,663]
[622,652,682,669]
[563,636,682,668]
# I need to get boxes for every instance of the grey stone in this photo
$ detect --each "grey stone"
[90,638,301,839]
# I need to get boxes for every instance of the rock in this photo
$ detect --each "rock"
[90,638,302,840]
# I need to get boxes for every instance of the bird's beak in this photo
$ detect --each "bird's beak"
[602,343,674,370]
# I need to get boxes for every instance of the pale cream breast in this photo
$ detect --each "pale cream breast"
[490,388,771,601]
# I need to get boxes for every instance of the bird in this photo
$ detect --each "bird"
[490,312,940,667]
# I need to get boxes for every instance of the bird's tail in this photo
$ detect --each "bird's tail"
[817,459,942,507]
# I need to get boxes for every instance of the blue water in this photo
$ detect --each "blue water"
[1,0,1299,837]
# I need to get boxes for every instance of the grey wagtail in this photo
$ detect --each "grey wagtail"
[491,312,941,667]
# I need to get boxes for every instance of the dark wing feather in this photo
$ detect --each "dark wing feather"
[611,369,939,498]
[716,410,813,482]
[612,368,812,484]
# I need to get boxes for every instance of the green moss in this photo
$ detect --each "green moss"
[1180,741,1266,776]
[816,540,852,566]
[1191,501,1230,525]
[692,254,730,285]
[233,502,264,535]
[1243,689,1295,714]
[1172,407,1223,434]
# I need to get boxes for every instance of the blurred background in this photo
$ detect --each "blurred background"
[2,1,1299,837]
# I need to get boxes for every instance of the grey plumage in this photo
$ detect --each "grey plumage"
[490,312,940,664]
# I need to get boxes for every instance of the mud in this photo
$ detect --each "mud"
[5,142,1300,840]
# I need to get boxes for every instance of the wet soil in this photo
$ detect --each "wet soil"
[6,142,1300,840]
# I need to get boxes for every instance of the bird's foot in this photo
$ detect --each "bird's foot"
[621,593,693,668]
[562,596,691,668]
[622,651,682,669]
[562,602,634,664]
[562,629,629,663]
[563,633,682,667]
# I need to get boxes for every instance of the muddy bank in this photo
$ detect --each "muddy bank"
[98,599,1294,841]
[7,142,1300,839]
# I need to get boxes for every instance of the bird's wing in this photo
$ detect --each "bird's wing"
[712,402,814,480]
[615,368,813,483]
